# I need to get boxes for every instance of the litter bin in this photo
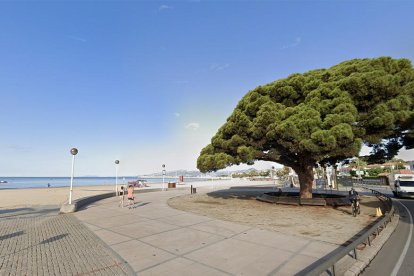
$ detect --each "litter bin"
[168,182,176,188]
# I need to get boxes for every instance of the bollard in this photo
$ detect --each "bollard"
[193,188,196,194]
[191,185,193,194]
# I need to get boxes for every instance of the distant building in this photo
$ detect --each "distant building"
[406,161,414,171]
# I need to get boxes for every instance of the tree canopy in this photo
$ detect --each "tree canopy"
[197,57,414,198]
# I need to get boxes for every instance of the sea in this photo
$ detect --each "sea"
[0,176,208,189]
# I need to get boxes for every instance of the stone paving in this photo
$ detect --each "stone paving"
[1,183,390,275]
[74,188,339,275]
[0,206,133,276]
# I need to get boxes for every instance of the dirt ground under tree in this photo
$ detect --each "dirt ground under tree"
[168,187,386,245]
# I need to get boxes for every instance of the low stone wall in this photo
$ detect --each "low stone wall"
[60,187,188,213]
[60,192,116,213]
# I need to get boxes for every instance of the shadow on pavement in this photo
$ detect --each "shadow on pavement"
[135,202,150,207]
[360,200,386,209]
[0,207,34,214]
[0,230,25,241]
[39,233,69,244]
[0,207,59,219]
[127,202,151,209]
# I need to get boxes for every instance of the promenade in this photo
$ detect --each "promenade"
[1,181,385,275]
[73,187,339,275]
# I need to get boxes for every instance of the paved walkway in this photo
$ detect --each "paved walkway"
[0,206,133,275]
[74,187,340,275]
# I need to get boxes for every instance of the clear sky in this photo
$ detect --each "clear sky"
[1,1,413,177]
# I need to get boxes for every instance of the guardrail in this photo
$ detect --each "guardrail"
[298,186,395,276]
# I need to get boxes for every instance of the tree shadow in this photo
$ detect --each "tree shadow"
[207,187,276,200]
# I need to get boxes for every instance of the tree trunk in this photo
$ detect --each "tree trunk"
[295,162,315,199]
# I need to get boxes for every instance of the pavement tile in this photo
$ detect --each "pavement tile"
[184,238,293,275]
[94,229,133,245]
[234,228,310,253]
[300,240,338,258]
[111,239,175,272]
[132,207,184,219]
[109,220,180,239]
[74,208,120,221]
[138,257,229,276]
[82,222,102,231]
[157,213,213,227]
[189,219,252,238]
[84,214,147,229]
[140,228,226,255]
[273,253,319,275]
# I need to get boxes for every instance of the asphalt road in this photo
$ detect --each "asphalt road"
[362,198,414,276]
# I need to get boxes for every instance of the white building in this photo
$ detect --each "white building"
[407,161,414,171]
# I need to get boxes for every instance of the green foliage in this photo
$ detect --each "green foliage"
[395,162,406,170]
[231,170,270,178]
[276,166,290,177]
[350,170,357,177]
[197,57,414,197]
[348,158,368,169]
[365,168,386,177]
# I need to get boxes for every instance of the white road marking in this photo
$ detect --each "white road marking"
[391,200,413,276]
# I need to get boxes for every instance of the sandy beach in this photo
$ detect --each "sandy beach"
[0,185,116,208]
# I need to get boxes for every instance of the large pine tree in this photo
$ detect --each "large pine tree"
[197,57,414,198]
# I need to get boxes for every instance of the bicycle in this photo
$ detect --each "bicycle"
[351,198,360,217]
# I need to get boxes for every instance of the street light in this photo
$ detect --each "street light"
[115,160,119,195]
[162,164,166,191]
[69,148,78,205]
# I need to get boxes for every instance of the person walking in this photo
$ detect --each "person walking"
[127,184,135,208]
[119,186,125,207]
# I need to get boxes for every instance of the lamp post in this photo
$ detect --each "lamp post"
[272,166,275,189]
[69,148,78,205]
[115,160,119,195]
[162,164,166,191]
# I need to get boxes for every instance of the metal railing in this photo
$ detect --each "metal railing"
[298,186,395,276]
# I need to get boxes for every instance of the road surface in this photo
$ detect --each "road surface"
[363,198,414,276]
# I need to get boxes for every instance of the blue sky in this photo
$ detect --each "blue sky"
[1,1,413,176]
